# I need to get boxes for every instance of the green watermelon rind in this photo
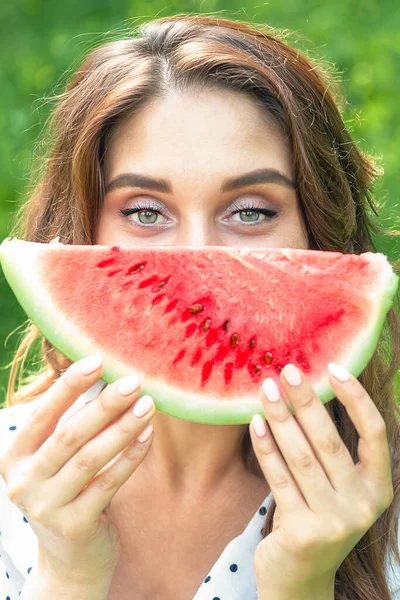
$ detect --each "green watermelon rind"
[0,238,398,425]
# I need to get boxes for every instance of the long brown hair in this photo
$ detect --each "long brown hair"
[4,14,400,599]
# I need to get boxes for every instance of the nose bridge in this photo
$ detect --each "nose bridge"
[176,210,219,246]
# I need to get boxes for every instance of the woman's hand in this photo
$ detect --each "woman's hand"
[0,356,155,588]
[249,362,394,598]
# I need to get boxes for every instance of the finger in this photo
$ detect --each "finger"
[280,363,362,497]
[250,411,309,516]
[272,507,280,531]
[327,363,392,492]
[258,377,335,513]
[71,421,154,516]
[31,375,143,479]
[50,395,155,505]
[1,356,104,468]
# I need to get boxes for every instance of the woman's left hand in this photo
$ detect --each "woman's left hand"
[250,362,394,597]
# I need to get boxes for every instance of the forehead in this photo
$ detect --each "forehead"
[104,90,293,181]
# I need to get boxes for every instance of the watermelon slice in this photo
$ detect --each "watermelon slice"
[0,238,398,424]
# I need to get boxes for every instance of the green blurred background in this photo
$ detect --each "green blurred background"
[0,0,399,405]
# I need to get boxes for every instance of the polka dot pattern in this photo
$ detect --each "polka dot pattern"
[1,381,400,599]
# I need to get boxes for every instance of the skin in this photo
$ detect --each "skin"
[97,89,308,502]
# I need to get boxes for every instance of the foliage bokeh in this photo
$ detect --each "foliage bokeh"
[0,0,399,403]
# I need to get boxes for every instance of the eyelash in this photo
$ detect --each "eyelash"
[119,200,278,228]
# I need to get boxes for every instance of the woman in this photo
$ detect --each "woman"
[0,13,399,600]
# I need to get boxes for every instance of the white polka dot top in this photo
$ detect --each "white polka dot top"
[0,381,399,599]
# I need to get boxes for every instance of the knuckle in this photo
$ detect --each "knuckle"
[293,530,318,551]
[369,418,387,440]
[55,507,85,538]
[117,415,136,436]
[96,470,118,492]
[350,379,366,401]
[55,425,78,448]
[59,372,79,394]
[99,392,113,413]
[271,474,291,489]
[298,393,315,410]
[75,450,98,473]
[294,451,315,473]
[356,503,376,530]
[29,503,49,523]
[258,441,277,458]
[328,518,349,542]
[124,441,147,460]
[29,405,45,425]
[7,482,25,503]
[273,410,291,424]
[58,522,83,539]
[320,432,343,456]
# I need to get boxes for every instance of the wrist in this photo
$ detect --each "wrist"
[257,577,335,600]
[21,567,114,600]
[37,549,117,590]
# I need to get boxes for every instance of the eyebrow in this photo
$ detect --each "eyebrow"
[104,168,297,195]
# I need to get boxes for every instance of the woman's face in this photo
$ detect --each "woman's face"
[98,89,309,249]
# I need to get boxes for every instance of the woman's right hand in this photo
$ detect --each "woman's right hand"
[0,356,155,586]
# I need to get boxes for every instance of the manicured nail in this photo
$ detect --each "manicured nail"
[133,395,154,417]
[118,375,140,396]
[262,378,280,402]
[252,414,268,438]
[283,364,302,386]
[137,424,153,443]
[328,362,351,383]
[79,356,103,375]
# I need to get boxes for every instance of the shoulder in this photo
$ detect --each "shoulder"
[0,401,42,589]
[0,369,54,452]
[0,399,42,456]
[0,378,108,456]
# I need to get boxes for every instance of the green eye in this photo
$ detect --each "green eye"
[239,210,261,222]
[231,207,278,224]
[120,207,168,227]
[119,203,278,228]
[137,210,159,224]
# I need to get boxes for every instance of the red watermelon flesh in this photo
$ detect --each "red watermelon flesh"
[0,238,398,424]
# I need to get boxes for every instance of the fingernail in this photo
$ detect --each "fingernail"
[137,424,153,443]
[79,356,103,375]
[283,364,302,386]
[118,375,140,396]
[328,362,351,383]
[262,378,280,402]
[252,414,267,438]
[133,395,154,417]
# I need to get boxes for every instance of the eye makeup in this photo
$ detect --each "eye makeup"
[119,197,279,228]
